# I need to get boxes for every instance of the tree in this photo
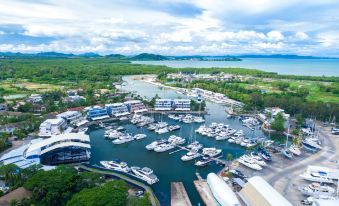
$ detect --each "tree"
[270,112,286,132]
[226,153,234,162]
[66,181,128,206]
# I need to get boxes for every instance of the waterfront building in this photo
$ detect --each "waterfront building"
[57,111,88,127]
[0,133,91,168]
[39,118,68,137]
[239,176,293,206]
[86,106,109,121]
[26,94,43,103]
[206,173,240,206]
[124,100,148,113]
[173,99,191,111]
[265,107,290,119]
[106,103,130,117]
[155,99,172,111]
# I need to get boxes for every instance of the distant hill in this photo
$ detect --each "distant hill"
[78,52,101,57]
[105,54,128,59]
[129,53,168,61]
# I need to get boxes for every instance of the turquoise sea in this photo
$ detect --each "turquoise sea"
[133,58,339,76]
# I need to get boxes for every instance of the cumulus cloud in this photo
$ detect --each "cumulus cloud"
[0,0,338,56]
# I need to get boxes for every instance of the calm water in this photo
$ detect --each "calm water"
[133,58,339,76]
[89,76,265,205]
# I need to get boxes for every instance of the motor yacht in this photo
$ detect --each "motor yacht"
[147,123,157,131]
[134,134,147,140]
[145,139,166,150]
[289,144,302,156]
[168,125,181,131]
[300,183,336,197]
[187,141,203,150]
[193,116,205,123]
[228,137,236,144]
[238,156,262,170]
[100,160,130,173]
[130,167,159,185]
[154,143,175,152]
[215,135,228,141]
[300,172,334,184]
[112,134,134,144]
[202,148,222,157]
[181,150,200,161]
[195,157,212,167]
[155,127,169,134]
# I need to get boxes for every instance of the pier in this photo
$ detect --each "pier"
[171,182,192,206]
[193,178,217,206]
[76,164,160,206]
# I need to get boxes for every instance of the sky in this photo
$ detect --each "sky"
[0,0,338,56]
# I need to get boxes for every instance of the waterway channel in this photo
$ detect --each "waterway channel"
[88,75,266,205]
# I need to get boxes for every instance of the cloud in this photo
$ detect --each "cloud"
[0,0,338,56]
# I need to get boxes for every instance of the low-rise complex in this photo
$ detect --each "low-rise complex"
[39,118,68,137]
[124,100,147,113]
[154,99,191,111]
[106,103,130,117]
[86,106,110,121]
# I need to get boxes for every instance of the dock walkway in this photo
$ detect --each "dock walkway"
[77,164,160,206]
[193,180,217,206]
[171,182,192,206]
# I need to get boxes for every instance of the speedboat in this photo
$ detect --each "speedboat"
[154,144,175,152]
[238,156,262,170]
[145,139,166,150]
[202,148,222,157]
[195,157,212,167]
[181,150,200,161]
[300,183,336,197]
[168,125,181,131]
[112,135,134,144]
[300,172,334,184]
[134,134,147,140]
[130,167,159,185]
[100,160,130,173]
[282,149,293,159]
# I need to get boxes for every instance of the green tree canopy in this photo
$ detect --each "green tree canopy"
[270,112,286,132]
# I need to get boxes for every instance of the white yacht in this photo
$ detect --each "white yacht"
[300,172,334,184]
[193,116,205,123]
[145,139,166,150]
[215,135,228,141]
[238,156,262,170]
[100,160,130,173]
[168,125,181,131]
[154,143,175,152]
[195,157,212,167]
[300,183,336,197]
[289,144,301,156]
[187,141,203,150]
[181,150,200,161]
[112,134,134,144]
[247,155,267,167]
[228,137,236,143]
[134,134,147,140]
[130,167,159,185]
[202,148,222,157]
[155,127,169,134]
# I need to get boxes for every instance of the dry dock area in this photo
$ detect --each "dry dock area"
[171,182,192,206]
[193,180,217,206]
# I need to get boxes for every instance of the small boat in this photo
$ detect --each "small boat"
[155,127,169,134]
[100,160,130,173]
[202,148,222,157]
[130,167,159,185]
[282,149,293,159]
[195,157,212,167]
[229,169,248,179]
[289,144,301,156]
[193,116,205,123]
[228,137,235,144]
[168,125,181,131]
[168,136,185,145]
[134,134,147,140]
[187,141,203,150]
[154,144,175,152]
[112,135,134,144]
[145,139,166,150]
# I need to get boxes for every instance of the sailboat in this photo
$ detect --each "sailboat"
[282,124,293,159]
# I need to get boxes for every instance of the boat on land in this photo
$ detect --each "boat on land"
[302,139,322,152]
[300,172,334,184]
[282,149,293,159]
[289,144,302,156]
[238,155,262,170]
[100,160,131,173]
[300,183,336,197]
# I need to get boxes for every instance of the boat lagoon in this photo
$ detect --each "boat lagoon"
[133,58,339,77]
[88,75,265,205]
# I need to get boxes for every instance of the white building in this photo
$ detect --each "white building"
[239,176,293,206]
[173,99,191,111]
[265,107,290,119]
[106,103,130,117]
[57,111,88,127]
[207,173,241,206]
[0,133,91,168]
[124,100,147,113]
[26,94,43,103]
[155,99,172,111]
[39,118,68,137]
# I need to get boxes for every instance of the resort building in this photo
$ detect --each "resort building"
[0,133,91,168]
[239,176,293,206]
[154,99,172,111]
[26,94,43,103]
[173,99,191,111]
[124,100,148,113]
[265,107,290,119]
[86,106,109,121]
[57,111,88,127]
[39,118,68,137]
[106,103,130,117]
[206,173,241,206]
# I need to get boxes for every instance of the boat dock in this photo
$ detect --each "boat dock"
[171,182,192,206]
[193,179,217,206]
[76,164,160,206]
